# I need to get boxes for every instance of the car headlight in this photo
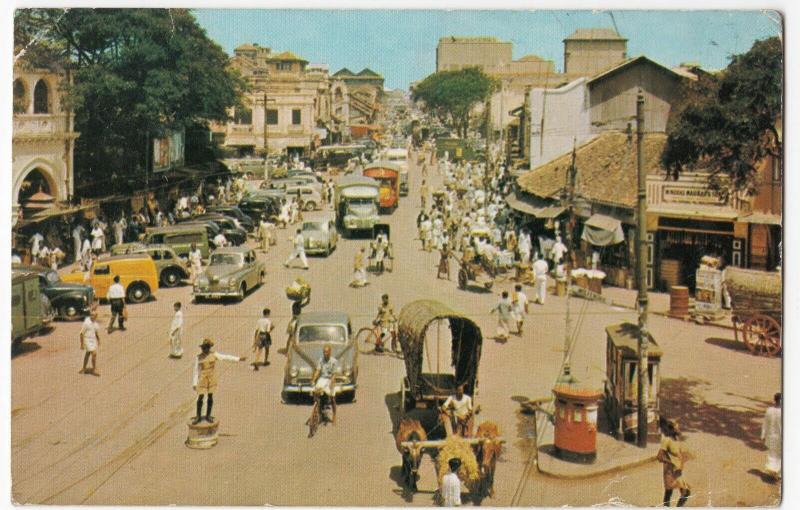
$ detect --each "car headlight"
[83,294,89,303]
[290,367,299,377]
[198,276,209,285]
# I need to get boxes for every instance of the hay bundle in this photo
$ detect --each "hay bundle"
[724,267,782,314]
[436,436,480,491]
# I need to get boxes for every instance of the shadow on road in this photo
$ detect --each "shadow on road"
[11,341,42,358]
[705,336,753,354]
[747,468,781,485]
[660,377,770,450]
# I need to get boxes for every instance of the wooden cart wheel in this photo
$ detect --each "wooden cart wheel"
[743,315,782,357]
[457,269,468,289]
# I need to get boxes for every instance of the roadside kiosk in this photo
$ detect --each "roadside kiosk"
[603,323,663,443]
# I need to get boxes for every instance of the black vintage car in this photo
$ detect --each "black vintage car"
[12,264,95,320]
[238,192,282,222]
[206,205,255,232]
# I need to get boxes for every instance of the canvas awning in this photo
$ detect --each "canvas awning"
[581,213,625,246]
[738,212,782,226]
[505,193,565,219]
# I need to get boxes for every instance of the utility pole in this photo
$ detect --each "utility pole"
[263,90,269,159]
[635,89,650,448]
[563,139,577,369]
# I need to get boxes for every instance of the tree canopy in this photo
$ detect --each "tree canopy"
[412,67,498,138]
[662,37,782,196]
[14,9,246,196]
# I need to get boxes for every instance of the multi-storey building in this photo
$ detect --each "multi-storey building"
[213,43,330,157]
[330,68,385,139]
[12,63,79,221]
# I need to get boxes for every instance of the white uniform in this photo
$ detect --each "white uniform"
[284,233,308,269]
[512,291,529,326]
[533,258,549,304]
[169,309,184,358]
[213,233,227,248]
[189,249,203,283]
[91,226,104,252]
[80,317,100,352]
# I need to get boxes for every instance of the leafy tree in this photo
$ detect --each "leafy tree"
[14,9,246,197]
[663,37,782,197]
[412,67,498,138]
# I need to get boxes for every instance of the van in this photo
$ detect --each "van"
[12,271,54,342]
[62,254,159,304]
[144,225,212,259]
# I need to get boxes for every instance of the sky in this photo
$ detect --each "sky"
[192,9,781,89]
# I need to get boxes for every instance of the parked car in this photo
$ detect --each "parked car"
[61,253,159,304]
[207,205,255,232]
[180,216,246,246]
[12,271,54,343]
[239,192,282,221]
[302,219,338,256]
[285,185,322,211]
[192,246,265,302]
[143,225,213,259]
[283,311,357,400]
[109,243,189,288]
[13,264,94,320]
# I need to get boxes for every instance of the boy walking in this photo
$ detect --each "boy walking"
[511,284,529,334]
[252,308,274,370]
[80,309,101,375]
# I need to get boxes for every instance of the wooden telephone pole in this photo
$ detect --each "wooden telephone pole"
[635,89,650,448]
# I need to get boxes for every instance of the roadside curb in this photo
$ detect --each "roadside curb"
[535,452,657,480]
[608,299,735,332]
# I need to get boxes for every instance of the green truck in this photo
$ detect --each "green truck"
[435,137,481,162]
[12,271,54,343]
[334,175,380,237]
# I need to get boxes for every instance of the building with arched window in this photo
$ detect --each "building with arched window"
[12,64,79,224]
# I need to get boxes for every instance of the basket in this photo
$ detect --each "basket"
[285,278,310,301]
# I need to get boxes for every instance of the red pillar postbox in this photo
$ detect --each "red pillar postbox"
[552,385,602,464]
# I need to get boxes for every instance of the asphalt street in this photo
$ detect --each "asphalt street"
[11,153,781,506]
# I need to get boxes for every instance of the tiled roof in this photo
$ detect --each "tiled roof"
[564,28,626,41]
[270,51,307,62]
[517,131,667,209]
[333,67,354,77]
[588,56,688,85]
[357,68,382,77]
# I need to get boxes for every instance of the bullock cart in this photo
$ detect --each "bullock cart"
[726,267,782,357]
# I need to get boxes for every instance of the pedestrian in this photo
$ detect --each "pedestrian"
[213,231,228,248]
[761,392,782,481]
[284,228,309,270]
[512,283,529,334]
[113,215,127,246]
[533,254,549,305]
[251,308,274,370]
[189,243,203,284]
[106,275,126,333]
[49,247,64,271]
[350,247,368,287]
[373,294,398,353]
[551,235,567,265]
[191,338,246,424]
[420,180,429,209]
[490,291,513,341]
[169,301,184,359]
[258,216,272,253]
[91,223,104,255]
[80,309,101,376]
[30,231,44,261]
[658,418,692,507]
[441,457,462,507]
[72,222,85,263]
[438,243,451,280]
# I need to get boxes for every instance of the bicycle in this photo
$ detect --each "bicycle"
[356,321,401,357]
[307,389,335,438]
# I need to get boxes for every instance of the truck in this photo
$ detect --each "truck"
[334,175,380,237]
[363,162,400,212]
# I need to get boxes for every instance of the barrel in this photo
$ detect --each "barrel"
[669,286,690,318]
[660,259,682,290]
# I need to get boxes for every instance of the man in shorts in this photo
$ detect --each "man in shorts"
[80,309,101,375]
[192,338,246,424]
[311,345,339,424]
[251,308,274,370]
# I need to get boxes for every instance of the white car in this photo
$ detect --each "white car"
[285,185,322,211]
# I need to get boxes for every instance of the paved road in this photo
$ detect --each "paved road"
[11,153,781,506]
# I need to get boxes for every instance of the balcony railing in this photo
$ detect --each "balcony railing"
[13,114,70,138]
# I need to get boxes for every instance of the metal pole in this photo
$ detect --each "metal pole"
[635,89,650,448]
[263,91,269,159]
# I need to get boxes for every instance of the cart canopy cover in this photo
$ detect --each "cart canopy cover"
[398,300,482,395]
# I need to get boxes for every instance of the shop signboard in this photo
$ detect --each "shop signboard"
[661,184,724,205]
[152,129,185,173]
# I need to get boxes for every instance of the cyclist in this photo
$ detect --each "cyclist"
[373,294,398,353]
[311,345,339,427]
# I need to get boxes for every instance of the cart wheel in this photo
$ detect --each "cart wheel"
[356,326,379,354]
[458,269,468,289]
[743,315,781,357]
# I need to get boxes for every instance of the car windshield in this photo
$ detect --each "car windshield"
[209,253,242,266]
[303,222,325,232]
[298,325,346,344]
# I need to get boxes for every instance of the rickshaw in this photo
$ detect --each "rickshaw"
[368,223,393,273]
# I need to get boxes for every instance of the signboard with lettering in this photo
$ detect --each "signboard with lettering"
[661,185,723,205]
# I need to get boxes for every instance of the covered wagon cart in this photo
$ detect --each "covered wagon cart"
[725,267,782,357]
[394,300,502,503]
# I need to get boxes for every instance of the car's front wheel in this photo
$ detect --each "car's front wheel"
[236,283,246,301]
[59,303,81,320]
